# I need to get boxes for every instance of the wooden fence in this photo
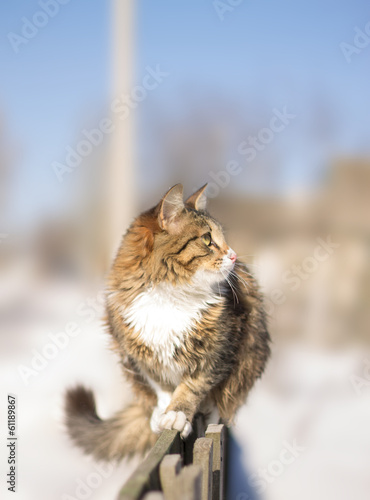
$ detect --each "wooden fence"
[118,416,227,500]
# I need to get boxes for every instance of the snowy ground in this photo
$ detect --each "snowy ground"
[232,346,370,500]
[1,274,369,500]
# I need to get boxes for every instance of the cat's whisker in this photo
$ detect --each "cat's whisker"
[220,270,233,303]
[234,266,254,278]
[235,262,255,269]
[221,270,239,305]
[234,276,250,292]
[229,270,250,290]
[239,261,261,268]
[229,279,239,305]
[237,270,253,278]
[229,270,243,284]
[235,262,255,274]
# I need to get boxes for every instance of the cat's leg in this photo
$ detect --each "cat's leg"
[141,376,174,434]
[120,356,157,411]
[158,409,192,438]
[212,338,270,423]
[158,376,216,438]
[159,403,219,437]
[149,386,172,434]
[121,357,181,435]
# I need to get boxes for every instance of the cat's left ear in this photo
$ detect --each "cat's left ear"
[158,184,185,231]
[185,184,208,211]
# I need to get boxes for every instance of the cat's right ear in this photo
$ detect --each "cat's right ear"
[185,184,208,211]
[158,184,185,231]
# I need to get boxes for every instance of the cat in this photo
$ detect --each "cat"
[65,184,270,460]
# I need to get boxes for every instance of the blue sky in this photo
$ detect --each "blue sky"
[136,0,370,195]
[0,0,369,224]
[137,0,370,121]
[0,0,110,225]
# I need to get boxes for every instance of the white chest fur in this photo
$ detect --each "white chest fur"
[122,272,221,377]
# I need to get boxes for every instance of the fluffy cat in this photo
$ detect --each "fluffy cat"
[65,184,270,460]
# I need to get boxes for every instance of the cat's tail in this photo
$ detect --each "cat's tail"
[64,385,158,461]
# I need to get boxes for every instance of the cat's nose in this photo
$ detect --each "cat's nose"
[228,249,237,263]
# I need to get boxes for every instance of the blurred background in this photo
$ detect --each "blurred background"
[1,1,369,499]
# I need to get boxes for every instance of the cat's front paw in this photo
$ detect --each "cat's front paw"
[150,406,165,434]
[158,411,192,439]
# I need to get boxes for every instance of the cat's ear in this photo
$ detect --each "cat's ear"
[158,184,185,231]
[185,184,208,211]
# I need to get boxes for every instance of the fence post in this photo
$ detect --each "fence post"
[118,430,179,500]
[184,414,206,464]
[193,438,213,500]
[176,464,202,500]
[159,454,182,499]
[117,420,228,500]
[142,493,165,500]
[205,424,226,500]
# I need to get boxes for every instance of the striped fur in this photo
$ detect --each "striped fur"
[65,184,270,460]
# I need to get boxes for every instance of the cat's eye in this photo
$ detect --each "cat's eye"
[201,233,212,246]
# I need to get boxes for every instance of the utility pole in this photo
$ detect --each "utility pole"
[105,0,136,265]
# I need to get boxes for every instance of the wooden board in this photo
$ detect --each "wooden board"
[118,430,180,500]
[205,424,226,500]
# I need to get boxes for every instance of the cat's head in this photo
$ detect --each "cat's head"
[130,184,237,286]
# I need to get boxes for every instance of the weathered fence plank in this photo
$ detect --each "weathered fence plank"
[205,424,226,500]
[159,454,182,498]
[175,464,202,500]
[142,493,165,500]
[117,420,228,500]
[117,430,180,500]
[193,438,213,500]
[184,414,206,465]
